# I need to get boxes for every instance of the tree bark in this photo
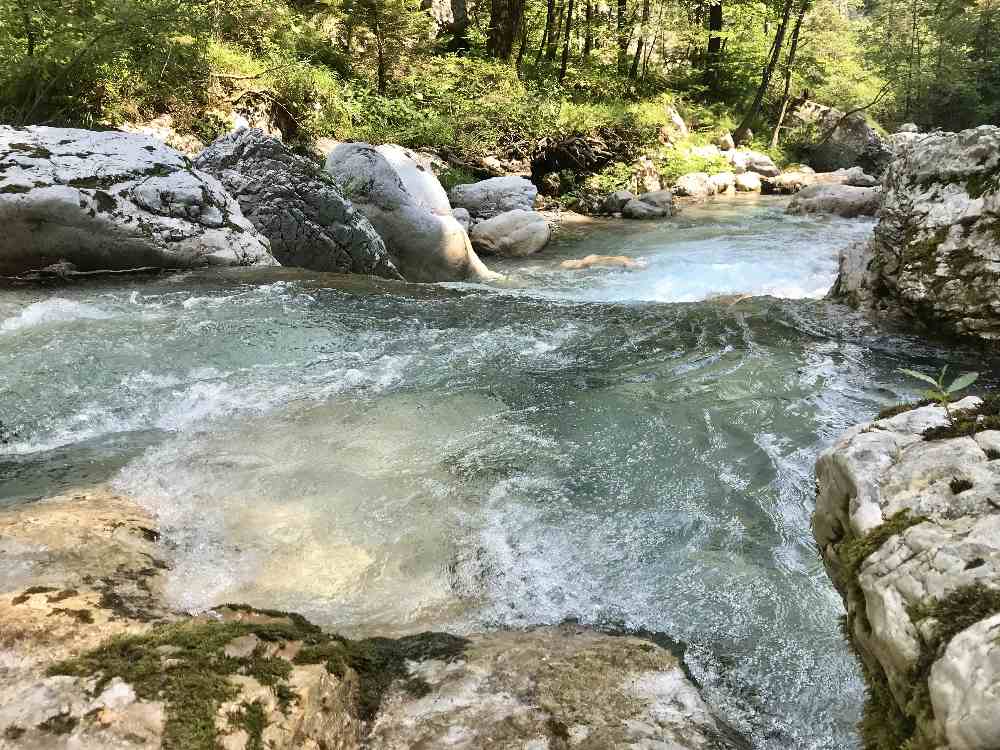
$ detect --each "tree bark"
[734,0,794,143]
[537,0,556,64]
[770,0,809,148]
[487,0,527,59]
[628,0,650,79]
[559,0,575,79]
[617,0,629,73]
[548,0,565,60]
[583,0,593,58]
[705,1,723,89]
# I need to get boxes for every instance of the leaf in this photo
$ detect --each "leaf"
[946,372,979,394]
[898,368,941,387]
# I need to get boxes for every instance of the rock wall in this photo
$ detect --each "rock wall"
[814,397,1000,749]
[830,125,1000,341]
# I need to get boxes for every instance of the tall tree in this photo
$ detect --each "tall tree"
[734,0,795,143]
[559,0,575,79]
[705,1,723,90]
[770,0,810,147]
[583,0,594,58]
[628,0,650,79]
[487,0,526,59]
[616,0,630,73]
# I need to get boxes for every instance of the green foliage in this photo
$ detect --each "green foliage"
[898,367,979,420]
[654,145,732,185]
[437,166,477,192]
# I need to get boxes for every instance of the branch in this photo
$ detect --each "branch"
[209,56,314,82]
[814,81,894,148]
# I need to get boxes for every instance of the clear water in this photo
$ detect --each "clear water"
[2,196,997,749]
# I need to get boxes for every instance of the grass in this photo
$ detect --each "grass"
[923,394,1000,441]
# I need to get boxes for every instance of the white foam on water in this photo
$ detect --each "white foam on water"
[1,298,113,332]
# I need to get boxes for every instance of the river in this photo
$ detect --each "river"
[2,196,997,748]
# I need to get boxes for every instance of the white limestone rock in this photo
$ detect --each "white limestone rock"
[0,126,275,276]
[325,142,499,283]
[448,175,537,219]
[469,209,550,256]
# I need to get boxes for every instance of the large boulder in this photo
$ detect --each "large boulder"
[449,175,537,219]
[638,189,674,211]
[829,126,1000,340]
[787,183,880,218]
[325,142,498,283]
[814,398,1000,750]
[468,209,550,256]
[600,189,635,215]
[367,624,749,750]
[709,171,736,195]
[734,172,762,192]
[622,198,668,219]
[0,126,276,276]
[673,172,714,198]
[793,100,893,176]
[195,129,401,279]
[765,165,878,195]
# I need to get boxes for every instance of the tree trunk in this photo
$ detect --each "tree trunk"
[559,0,576,79]
[516,18,530,70]
[537,0,556,63]
[769,0,809,148]
[488,0,526,59]
[584,0,593,58]
[734,0,794,143]
[628,0,650,79]
[705,1,723,89]
[617,0,628,73]
[548,0,565,60]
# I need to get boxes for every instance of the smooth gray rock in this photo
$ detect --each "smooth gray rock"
[448,175,537,219]
[829,125,1000,340]
[469,209,550,256]
[709,171,736,194]
[195,129,401,279]
[0,126,275,276]
[622,198,668,219]
[734,172,762,192]
[325,142,499,283]
[899,122,920,133]
[673,172,714,198]
[452,207,471,231]
[600,189,635,215]
[638,189,674,210]
[787,183,880,217]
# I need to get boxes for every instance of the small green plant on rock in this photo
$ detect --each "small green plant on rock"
[897,366,978,422]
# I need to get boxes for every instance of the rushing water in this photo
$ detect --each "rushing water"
[2,196,998,748]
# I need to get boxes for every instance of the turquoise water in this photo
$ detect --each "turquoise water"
[2,197,996,748]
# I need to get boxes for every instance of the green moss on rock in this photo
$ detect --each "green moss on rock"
[47,605,469,749]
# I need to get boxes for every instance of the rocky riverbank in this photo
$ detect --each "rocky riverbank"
[830,125,1000,342]
[814,397,1000,749]
[0,488,748,749]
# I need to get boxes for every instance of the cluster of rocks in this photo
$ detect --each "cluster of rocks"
[0,126,560,284]
[0,487,748,750]
[814,397,1000,749]
[829,124,1000,341]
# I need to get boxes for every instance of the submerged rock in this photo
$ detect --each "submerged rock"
[814,398,1000,750]
[787,183,880,217]
[448,175,537,220]
[195,129,401,279]
[325,142,499,283]
[560,254,643,270]
[829,125,1000,340]
[469,209,550,256]
[0,125,276,276]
